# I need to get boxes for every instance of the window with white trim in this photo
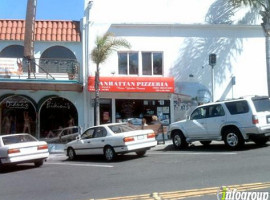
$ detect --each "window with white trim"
[142,52,163,75]
[118,52,138,75]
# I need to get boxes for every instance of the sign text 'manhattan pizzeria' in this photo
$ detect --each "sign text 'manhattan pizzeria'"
[88,77,175,93]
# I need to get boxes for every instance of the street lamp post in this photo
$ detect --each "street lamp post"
[209,54,216,102]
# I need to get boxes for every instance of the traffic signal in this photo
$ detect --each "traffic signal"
[209,54,216,66]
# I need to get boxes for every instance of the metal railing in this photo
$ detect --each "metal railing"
[0,58,81,82]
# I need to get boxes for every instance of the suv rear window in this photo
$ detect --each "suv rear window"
[225,100,249,115]
[252,97,270,112]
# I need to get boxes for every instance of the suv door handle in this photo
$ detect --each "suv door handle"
[101,139,105,142]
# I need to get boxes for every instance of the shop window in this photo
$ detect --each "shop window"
[39,97,78,139]
[0,95,36,136]
[118,52,138,75]
[142,52,163,75]
[115,99,170,125]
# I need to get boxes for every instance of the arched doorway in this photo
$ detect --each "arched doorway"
[0,95,37,136]
[0,45,24,58]
[39,96,78,139]
[39,46,77,74]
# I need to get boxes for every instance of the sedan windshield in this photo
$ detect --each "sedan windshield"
[2,134,37,145]
[108,124,135,134]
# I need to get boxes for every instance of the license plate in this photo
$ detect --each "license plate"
[21,147,36,153]
[137,135,145,140]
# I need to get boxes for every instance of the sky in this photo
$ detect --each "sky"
[0,0,84,21]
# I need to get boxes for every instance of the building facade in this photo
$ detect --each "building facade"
[0,20,86,138]
[0,0,268,138]
[84,0,267,124]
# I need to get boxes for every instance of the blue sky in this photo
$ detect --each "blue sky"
[0,0,84,20]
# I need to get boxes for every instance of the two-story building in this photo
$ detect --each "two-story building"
[1,0,268,138]
[0,19,85,139]
[84,0,267,124]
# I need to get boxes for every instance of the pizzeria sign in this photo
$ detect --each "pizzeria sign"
[88,76,174,93]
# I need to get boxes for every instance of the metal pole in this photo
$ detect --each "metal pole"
[211,66,214,102]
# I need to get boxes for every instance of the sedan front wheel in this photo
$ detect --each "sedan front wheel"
[67,147,77,160]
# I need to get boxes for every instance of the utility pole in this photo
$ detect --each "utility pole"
[209,53,216,102]
[24,0,37,79]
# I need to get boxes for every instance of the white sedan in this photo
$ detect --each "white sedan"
[0,133,49,169]
[64,123,157,161]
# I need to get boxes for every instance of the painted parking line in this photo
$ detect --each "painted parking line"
[46,162,114,168]
[94,182,270,200]
[148,152,237,155]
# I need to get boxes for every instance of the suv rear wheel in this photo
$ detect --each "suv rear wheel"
[224,128,244,149]
[172,131,188,150]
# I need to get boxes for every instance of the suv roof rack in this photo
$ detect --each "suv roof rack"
[216,97,244,102]
[216,95,269,102]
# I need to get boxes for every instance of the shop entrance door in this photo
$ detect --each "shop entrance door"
[100,99,112,124]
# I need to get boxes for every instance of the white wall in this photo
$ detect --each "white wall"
[85,0,268,123]
[88,23,266,100]
[87,0,260,25]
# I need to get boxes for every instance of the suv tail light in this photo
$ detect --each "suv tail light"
[252,115,259,124]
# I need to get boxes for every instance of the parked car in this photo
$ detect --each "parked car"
[45,126,80,144]
[0,133,49,168]
[64,123,157,161]
[168,96,270,149]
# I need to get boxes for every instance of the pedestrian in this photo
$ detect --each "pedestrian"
[141,118,148,129]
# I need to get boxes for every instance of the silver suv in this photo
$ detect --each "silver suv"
[168,96,270,149]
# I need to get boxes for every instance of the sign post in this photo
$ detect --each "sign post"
[209,54,216,102]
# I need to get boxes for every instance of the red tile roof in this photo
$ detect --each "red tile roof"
[0,19,81,42]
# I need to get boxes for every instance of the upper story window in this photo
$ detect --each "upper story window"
[118,52,138,75]
[142,52,163,75]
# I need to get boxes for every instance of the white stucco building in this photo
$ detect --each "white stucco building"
[83,0,267,124]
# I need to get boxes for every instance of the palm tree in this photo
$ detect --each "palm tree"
[91,32,131,125]
[230,0,270,96]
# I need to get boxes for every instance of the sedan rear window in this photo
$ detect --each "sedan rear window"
[108,124,135,134]
[252,97,270,112]
[2,134,37,145]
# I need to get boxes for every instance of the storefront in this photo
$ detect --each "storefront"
[0,95,36,135]
[89,76,174,125]
[0,94,78,138]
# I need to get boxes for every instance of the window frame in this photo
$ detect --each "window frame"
[142,51,163,76]
[118,52,139,75]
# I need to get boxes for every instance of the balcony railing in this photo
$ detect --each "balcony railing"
[0,58,81,82]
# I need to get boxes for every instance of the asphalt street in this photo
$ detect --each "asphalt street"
[0,140,269,200]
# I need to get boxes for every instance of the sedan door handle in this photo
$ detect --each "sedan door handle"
[87,141,91,143]
[101,140,105,142]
